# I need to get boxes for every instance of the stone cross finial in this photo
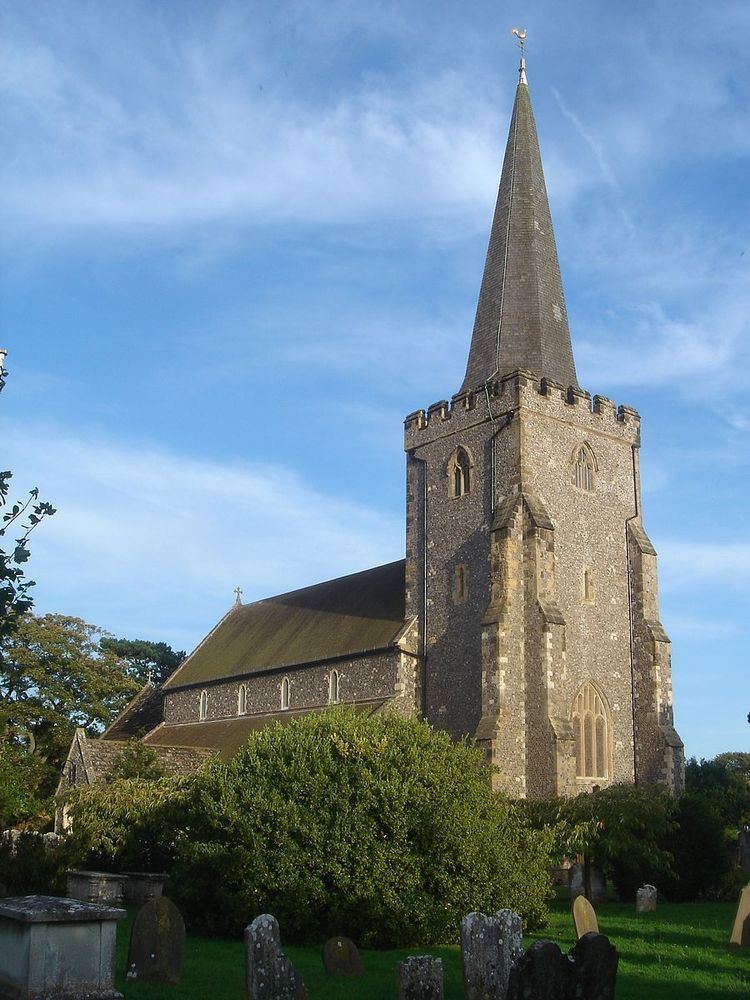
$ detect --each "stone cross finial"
[234,586,243,606]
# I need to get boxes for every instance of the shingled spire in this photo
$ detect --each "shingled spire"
[460,58,578,392]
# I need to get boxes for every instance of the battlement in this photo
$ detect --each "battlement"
[404,369,640,448]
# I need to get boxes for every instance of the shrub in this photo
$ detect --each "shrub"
[0,832,75,895]
[170,709,553,945]
[66,776,192,873]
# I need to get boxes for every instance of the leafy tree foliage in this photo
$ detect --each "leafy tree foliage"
[0,741,48,828]
[667,755,750,900]
[170,709,553,945]
[67,776,192,873]
[0,614,140,798]
[105,741,165,781]
[521,784,677,899]
[99,637,185,686]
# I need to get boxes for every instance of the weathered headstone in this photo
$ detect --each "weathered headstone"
[568,862,605,903]
[568,932,618,999]
[398,956,443,1000]
[738,829,750,874]
[461,908,523,999]
[729,884,750,951]
[245,914,307,999]
[126,895,185,985]
[507,940,568,1000]
[635,884,657,914]
[572,894,599,939]
[322,935,364,976]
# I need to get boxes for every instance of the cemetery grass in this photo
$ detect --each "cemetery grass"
[116,900,750,999]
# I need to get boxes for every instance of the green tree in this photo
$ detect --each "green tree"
[170,709,553,944]
[105,741,165,781]
[99,637,185,686]
[0,613,140,797]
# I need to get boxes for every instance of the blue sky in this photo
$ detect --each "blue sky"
[1,0,748,759]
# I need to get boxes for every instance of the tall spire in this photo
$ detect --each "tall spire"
[460,55,578,392]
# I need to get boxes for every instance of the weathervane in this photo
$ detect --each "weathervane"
[234,586,243,606]
[511,27,527,55]
[511,28,528,83]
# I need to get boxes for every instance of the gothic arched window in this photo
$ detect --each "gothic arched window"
[571,682,610,779]
[449,447,473,498]
[280,676,290,711]
[328,669,340,705]
[237,684,247,715]
[199,690,208,721]
[573,444,595,492]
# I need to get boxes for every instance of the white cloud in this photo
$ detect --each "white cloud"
[3,423,402,651]
[660,541,750,590]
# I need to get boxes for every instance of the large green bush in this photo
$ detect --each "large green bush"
[170,709,553,945]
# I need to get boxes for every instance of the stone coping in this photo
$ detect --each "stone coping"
[121,872,167,879]
[67,870,124,881]
[0,895,126,923]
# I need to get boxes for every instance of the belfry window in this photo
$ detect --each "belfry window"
[328,669,340,705]
[571,683,610,779]
[450,447,473,498]
[573,445,595,492]
[280,676,290,711]
[237,684,247,715]
[199,689,208,721]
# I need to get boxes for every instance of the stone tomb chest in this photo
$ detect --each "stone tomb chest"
[0,895,125,1000]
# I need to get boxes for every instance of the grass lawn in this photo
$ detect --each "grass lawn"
[116,900,750,999]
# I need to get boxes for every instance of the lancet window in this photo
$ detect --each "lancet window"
[237,683,247,715]
[280,676,290,711]
[571,682,610,779]
[199,689,208,721]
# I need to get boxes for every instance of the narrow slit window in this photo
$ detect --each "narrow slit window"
[329,669,340,705]
[237,684,247,715]
[453,563,469,604]
[280,677,290,711]
[583,569,594,603]
[199,690,208,721]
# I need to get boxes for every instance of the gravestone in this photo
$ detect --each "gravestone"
[636,884,657,914]
[568,932,618,999]
[398,956,443,1000]
[461,908,523,999]
[738,828,750,874]
[126,896,185,985]
[322,935,364,976]
[729,884,750,951]
[507,940,568,1000]
[568,862,605,903]
[572,894,599,939]
[245,914,307,999]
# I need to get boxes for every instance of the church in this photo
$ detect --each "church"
[58,54,684,818]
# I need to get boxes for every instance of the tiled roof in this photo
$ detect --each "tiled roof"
[163,560,406,690]
[143,700,390,759]
[460,63,578,392]
[102,683,164,740]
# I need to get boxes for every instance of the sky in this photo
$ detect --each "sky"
[1,0,748,760]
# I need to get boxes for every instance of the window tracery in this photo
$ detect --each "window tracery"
[571,682,610,779]
[573,444,595,492]
[449,447,473,498]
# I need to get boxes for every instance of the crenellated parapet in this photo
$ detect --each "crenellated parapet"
[404,369,640,450]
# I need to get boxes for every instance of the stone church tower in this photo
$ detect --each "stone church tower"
[404,58,684,798]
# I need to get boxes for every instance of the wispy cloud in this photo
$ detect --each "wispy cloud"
[3,422,402,650]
